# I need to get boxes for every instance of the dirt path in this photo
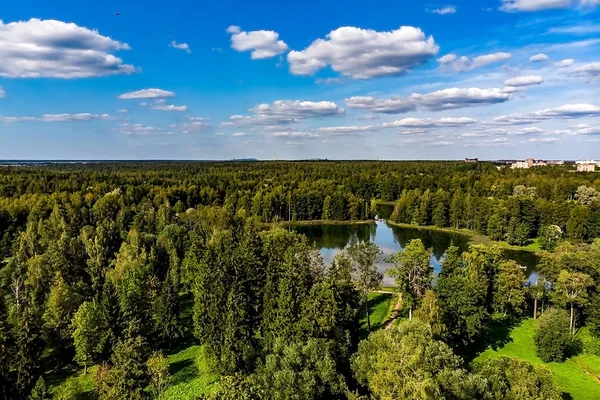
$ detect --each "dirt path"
[384,293,402,330]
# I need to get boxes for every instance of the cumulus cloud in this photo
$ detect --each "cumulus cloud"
[118,89,175,99]
[528,137,561,143]
[429,6,457,14]
[438,52,512,72]
[170,41,191,53]
[345,96,417,114]
[555,59,574,68]
[504,75,544,87]
[0,18,134,78]
[287,26,439,79]
[573,62,600,81]
[346,87,509,113]
[317,125,378,134]
[382,117,477,128]
[228,26,288,59]
[493,103,600,124]
[221,100,344,127]
[530,53,550,62]
[232,132,248,137]
[119,123,160,135]
[410,87,510,110]
[181,119,212,133]
[315,77,342,85]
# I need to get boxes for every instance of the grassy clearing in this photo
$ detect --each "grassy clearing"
[473,319,600,400]
[163,345,219,399]
[359,292,394,337]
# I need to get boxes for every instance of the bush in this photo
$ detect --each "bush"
[534,308,581,362]
[53,379,83,400]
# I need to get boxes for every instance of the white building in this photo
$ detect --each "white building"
[576,160,599,172]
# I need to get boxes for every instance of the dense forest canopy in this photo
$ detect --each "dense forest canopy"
[0,161,599,399]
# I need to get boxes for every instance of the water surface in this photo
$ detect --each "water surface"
[292,221,539,286]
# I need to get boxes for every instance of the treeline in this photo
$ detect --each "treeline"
[391,184,600,246]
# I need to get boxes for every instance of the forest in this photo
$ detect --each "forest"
[0,161,599,399]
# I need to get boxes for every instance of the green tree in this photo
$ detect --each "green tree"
[492,261,526,320]
[387,239,432,320]
[566,205,590,241]
[538,225,562,251]
[534,308,580,362]
[53,380,83,400]
[352,319,461,400]
[553,270,594,332]
[346,242,383,331]
[586,293,600,338]
[414,289,445,338]
[29,377,49,400]
[43,273,82,344]
[147,352,170,399]
[526,278,547,320]
[249,338,348,400]
[474,356,561,400]
[72,301,107,374]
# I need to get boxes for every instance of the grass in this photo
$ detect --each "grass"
[163,345,219,399]
[359,292,395,337]
[473,318,600,400]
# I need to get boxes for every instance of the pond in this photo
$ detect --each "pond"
[291,221,540,286]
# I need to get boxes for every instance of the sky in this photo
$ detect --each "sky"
[0,0,600,160]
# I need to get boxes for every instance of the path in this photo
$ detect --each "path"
[384,293,402,330]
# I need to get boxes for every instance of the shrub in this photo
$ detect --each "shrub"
[534,308,581,362]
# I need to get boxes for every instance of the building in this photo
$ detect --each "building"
[511,158,548,169]
[576,161,598,172]
[465,158,478,163]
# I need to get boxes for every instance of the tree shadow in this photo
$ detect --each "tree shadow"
[561,392,574,400]
[169,359,198,385]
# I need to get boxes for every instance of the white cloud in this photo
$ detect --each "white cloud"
[410,87,510,110]
[221,100,344,127]
[382,117,477,128]
[502,86,525,93]
[345,96,417,114]
[573,62,600,81]
[2,113,111,123]
[346,87,510,113]
[549,24,600,34]
[229,27,288,59]
[0,86,4,98]
[151,104,188,112]
[317,125,377,134]
[118,89,175,99]
[181,119,212,133]
[512,126,543,135]
[170,41,191,54]
[500,0,573,12]
[117,109,128,113]
[119,123,160,135]
[0,18,134,78]
[287,26,439,79]
[232,132,248,137]
[530,53,550,62]
[555,59,574,68]
[504,75,544,86]
[430,6,457,14]
[528,137,561,143]
[493,103,600,124]
[438,52,512,72]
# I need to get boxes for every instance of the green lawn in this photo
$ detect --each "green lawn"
[473,319,600,400]
[163,345,219,399]
[359,292,394,336]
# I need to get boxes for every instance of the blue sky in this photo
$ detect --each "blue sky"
[1,0,599,160]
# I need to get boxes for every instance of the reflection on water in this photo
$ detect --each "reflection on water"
[292,221,539,286]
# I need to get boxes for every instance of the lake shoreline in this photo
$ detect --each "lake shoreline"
[279,219,376,226]
[384,221,543,255]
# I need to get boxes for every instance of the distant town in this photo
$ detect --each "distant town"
[465,158,599,172]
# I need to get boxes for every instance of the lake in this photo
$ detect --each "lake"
[292,221,540,286]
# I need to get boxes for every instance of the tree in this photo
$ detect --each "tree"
[414,289,445,338]
[538,225,562,251]
[566,205,590,241]
[346,242,383,331]
[29,377,49,400]
[53,380,83,400]
[72,301,108,374]
[526,278,547,320]
[586,293,600,338]
[147,352,170,399]
[534,308,580,362]
[436,246,488,355]
[575,185,600,205]
[249,338,348,400]
[474,356,561,400]
[492,261,526,320]
[387,239,432,320]
[352,319,461,400]
[553,270,594,333]
[43,273,82,344]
